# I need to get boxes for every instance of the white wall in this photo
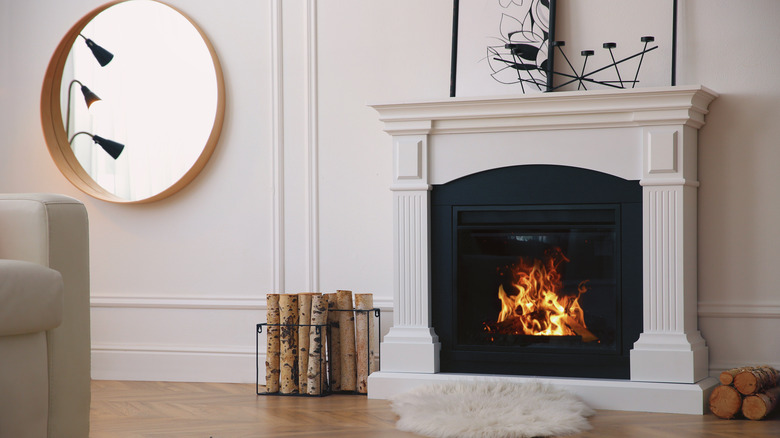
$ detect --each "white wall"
[0,0,777,383]
[679,0,780,371]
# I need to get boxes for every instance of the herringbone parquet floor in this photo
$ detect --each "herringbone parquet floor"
[89,380,780,437]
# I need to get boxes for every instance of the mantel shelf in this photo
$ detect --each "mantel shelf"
[370,85,718,135]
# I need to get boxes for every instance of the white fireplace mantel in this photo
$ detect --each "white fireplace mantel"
[368,86,720,414]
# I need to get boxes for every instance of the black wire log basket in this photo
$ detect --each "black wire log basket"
[256,307,381,397]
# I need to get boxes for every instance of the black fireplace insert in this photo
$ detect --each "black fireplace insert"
[431,165,642,379]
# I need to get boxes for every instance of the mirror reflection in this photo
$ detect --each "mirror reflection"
[57,0,220,202]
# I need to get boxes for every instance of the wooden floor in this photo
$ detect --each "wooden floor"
[90,380,780,437]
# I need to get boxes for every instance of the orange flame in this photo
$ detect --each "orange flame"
[491,248,596,341]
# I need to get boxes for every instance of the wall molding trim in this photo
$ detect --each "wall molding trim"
[90,294,394,311]
[91,296,772,320]
[91,295,776,382]
[305,0,320,292]
[698,302,780,318]
[92,342,255,356]
[271,0,286,293]
[91,295,266,310]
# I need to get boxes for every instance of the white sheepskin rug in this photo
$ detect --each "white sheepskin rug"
[390,380,595,438]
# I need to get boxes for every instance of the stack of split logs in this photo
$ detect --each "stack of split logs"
[264,290,379,396]
[709,365,780,420]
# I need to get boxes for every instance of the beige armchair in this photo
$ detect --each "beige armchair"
[0,194,90,437]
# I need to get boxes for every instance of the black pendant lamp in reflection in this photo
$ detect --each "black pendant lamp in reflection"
[77,83,101,108]
[70,131,124,160]
[79,34,114,67]
[66,79,102,137]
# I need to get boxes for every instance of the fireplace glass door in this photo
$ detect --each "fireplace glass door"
[458,206,618,351]
[431,165,642,379]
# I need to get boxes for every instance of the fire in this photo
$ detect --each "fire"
[488,248,597,342]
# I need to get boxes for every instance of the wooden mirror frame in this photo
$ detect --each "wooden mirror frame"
[40,0,226,204]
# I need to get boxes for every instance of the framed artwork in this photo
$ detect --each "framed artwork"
[450,0,556,97]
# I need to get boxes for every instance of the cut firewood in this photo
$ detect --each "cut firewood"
[734,366,780,395]
[337,290,357,392]
[279,294,299,394]
[325,293,341,391]
[265,293,281,393]
[742,386,780,421]
[709,385,743,419]
[354,293,374,394]
[720,367,752,386]
[297,293,318,394]
[306,294,329,395]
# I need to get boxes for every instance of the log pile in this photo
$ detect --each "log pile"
[263,290,380,395]
[709,365,780,420]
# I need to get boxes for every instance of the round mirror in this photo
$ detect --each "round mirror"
[41,0,225,203]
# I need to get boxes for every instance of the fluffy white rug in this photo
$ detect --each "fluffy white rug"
[390,380,595,438]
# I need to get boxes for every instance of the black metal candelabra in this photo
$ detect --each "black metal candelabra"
[501,36,658,92]
[550,36,657,91]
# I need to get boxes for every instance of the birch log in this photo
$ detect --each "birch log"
[306,294,329,395]
[742,386,780,420]
[734,366,780,395]
[355,293,375,394]
[720,366,752,386]
[279,294,299,394]
[337,290,357,392]
[709,385,743,419]
[265,294,281,393]
[297,293,317,394]
[325,293,341,391]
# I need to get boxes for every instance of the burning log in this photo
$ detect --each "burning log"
[306,294,329,395]
[265,293,281,393]
[337,290,357,392]
[742,386,780,421]
[325,293,341,391]
[734,366,780,396]
[297,293,319,394]
[561,315,598,343]
[279,294,299,394]
[355,293,375,394]
[492,250,595,342]
[709,385,743,419]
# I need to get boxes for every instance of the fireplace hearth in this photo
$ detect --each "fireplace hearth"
[367,86,719,414]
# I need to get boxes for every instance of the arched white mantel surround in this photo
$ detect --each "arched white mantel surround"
[367,86,720,414]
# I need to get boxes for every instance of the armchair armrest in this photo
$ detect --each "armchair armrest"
[0,260,63,336]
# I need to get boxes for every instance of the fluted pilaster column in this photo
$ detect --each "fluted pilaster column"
[631,126,709,383]
[381,130,440,373]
